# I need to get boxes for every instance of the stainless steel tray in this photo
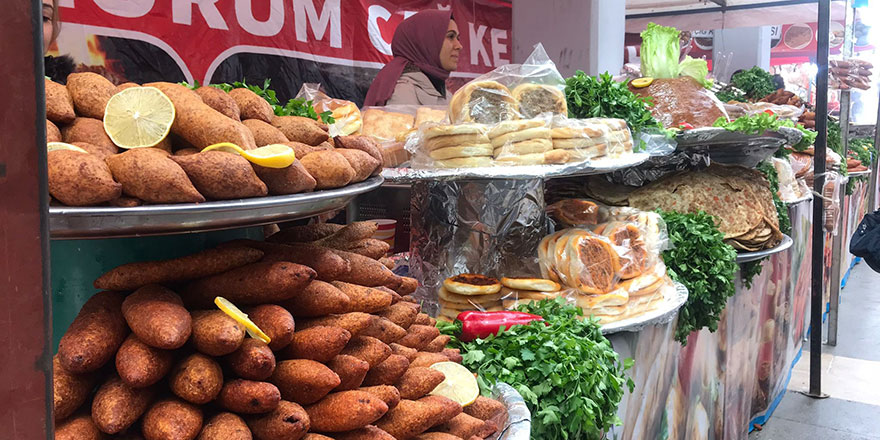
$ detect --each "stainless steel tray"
[50,176,384,239]
[848,169,872,177]
[491,382,531,440]
[735,234,793,263]
[600,282,688,335]
[674,127,797,168]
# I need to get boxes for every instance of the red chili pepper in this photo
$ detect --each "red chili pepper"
[456,311,544,342]
[679,123,694,130]
[764,109,775,116]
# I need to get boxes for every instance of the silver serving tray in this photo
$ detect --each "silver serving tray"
[674,127,799,168]
[848,169,872,177]
[735,234,794,263]
[381,153,650,183]
[491,382,531,440]
[50,176,384,239]
[600,282,688,335]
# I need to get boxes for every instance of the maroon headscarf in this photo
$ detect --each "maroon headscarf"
[363,9,453,106]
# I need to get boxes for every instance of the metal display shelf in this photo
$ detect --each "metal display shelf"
[600,282,688,335]
[735,234,794,263]
[50,176,384,239]
[674,127,802,168]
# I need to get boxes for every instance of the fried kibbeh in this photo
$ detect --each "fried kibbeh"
[267,223,345,243]
[172,151,268,200]
[361,317,407,344]
[413,313,435,327]
[271,116,330,146]
[359,386,401,410]
[436,413,496,439]
[299,150,355,190]
[334,135,383,166]
[441,348,463,364]
[196,86,241,121]
[332,282,393,314]
[283,326,351,363]
[243,119,289,146]
[225,339,276,381]
[53,356,98,421]
[48,149,122,206]
[377,303,419,330]
[116,82,140,93]
[390,343,418,363]
[46,78,76,123]
[362,354,410,387]
[296,312,376,337]
[341,336,391,368]
[270,359,340,405]
[47,119,61,142]
[58,291,128,374]
[375,396,462,440]
[337,239,390,260]
[67,72,116,119]
[305,390,388,432]
[70,141,117,160]
[334,426,396,440]
[62,117,118,153]
[336,148,381,182]
[413,434,463,440]
[144,82,203,109]
[396,367,445,400]
[171,104,257,150]
[95,246,264,291]
[122,285,192,350]
[190,310,246,356]
[175,147,200,156]
[409,352,449,369]
[184,261,315,307]
[106,148,205,204]
[252,160,317,195]
[115,335,173,388]
[328,354,370,391]
[229,88,274,123]
[239,240,350,281]
[108,195,143,207]
[462,396,505,421]
[423,335,451,353]
[331,249,400,288]
[169,353,224,405]
[285,141,331,158]
[91,376,155,434]
[277,280,350,317]
[246,400,310,440]
[55,413,104,440]
[198,412,252,440]
[396,325,440,351]
[142,398,203,440]
[219,380,281,414]
[245,304,295,351]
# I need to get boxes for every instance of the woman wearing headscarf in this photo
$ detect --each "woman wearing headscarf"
[364,9,462,107]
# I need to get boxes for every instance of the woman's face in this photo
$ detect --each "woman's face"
[42,0,56,53]
[439,20,462,72]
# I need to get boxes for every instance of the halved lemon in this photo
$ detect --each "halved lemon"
[103,86,175,149]
[428,361,480,407]
[631,77,654,88]
[202,143,295,168]
[214,296,271,344]
[47,142,88,153]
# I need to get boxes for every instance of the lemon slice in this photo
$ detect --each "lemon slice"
[242,144,296,168]
[202,143,295,168]
[428,361,480,406]
[103,86,175,149]
[214,296,271,344]
[631,77,654,88]
[47,142,88,153]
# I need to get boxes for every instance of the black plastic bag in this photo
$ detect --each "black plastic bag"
[850,209,880,273]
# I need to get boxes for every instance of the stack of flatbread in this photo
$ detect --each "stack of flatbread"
[438,274,506,321]
[499,277,563,309]
[489,120,569,165]
[550,117,634,161]
[583,264,672,324]
[424,124,493,168]
[628,164,784,251]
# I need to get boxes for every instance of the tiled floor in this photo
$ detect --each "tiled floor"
[750,262,880,439]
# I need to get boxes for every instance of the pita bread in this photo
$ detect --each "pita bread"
[415,107,449,127]
[564,230,622,294]
[449,80,517,124]
[488,119,547,139]
[494,152,547,166]
[425,132,491,151]
[551,124,609,139]
[490,127,552,148]
[443,274,502,296]
[500,277,561,292]
[439,286,508,304]
[575,288,629,309]
[500,287,562,301]
[552,137,602,150]
[430,144,494,160]
[512,83,568,119]
[544,149,572,164]
[424,123,487,139]
[493,139,552,157]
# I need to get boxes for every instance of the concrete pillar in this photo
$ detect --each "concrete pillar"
[712,27,772,82]
[512,0,625,77]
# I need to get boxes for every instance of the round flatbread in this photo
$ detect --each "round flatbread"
[430,144,494,160]
[566,231,621,294]
[593,118,628,131]
[425,132,491,151]
[439,286,508,304]
[443,274,502,296]
[574,288,629,309]
[435,156,495,168]
[424,123,487,139]
[487,119,546,139]
[490,127,551,148]
[551,125,609,139]
[500,277,561,292]
[449,80,517,125]
[494,152,546,166]
[493,139,552,157]
[512,84,568,119]
[566,145,608,161]
[552,137,602,150]
[599,223,648,279]
[544,149,572,164]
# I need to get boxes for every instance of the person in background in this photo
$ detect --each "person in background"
[771,74,786,91]
[363,10,462,107]
[43,0,76,83]
[43,0,59,54]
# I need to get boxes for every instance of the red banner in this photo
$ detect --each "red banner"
[58,0,512,85]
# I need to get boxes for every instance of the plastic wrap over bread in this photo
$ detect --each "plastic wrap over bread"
[546,199,670,254]
[295,83,362,137]
[723,102,804,122]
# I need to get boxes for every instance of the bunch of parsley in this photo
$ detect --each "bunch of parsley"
[726,67,777,101]
[564,71,660,136]
[660,211,738,344]
[439,299,632,440]
[713,113,816,154]
[181,79,333,123]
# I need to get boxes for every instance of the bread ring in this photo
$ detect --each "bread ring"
[500,277,561,292]
[443,274,502,296]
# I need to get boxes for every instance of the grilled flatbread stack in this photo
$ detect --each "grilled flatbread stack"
[499,277,562,309]
[628,164,784,251]
[424,123,494,168]
[551,117,633,161]
[438,274,505,320]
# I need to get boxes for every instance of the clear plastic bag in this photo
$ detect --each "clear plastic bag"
[723,101,804,122]
[830,58,873,90]
[294,83,362,137]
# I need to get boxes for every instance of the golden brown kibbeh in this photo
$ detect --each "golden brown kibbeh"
[196,86,241,121]
[271,116,330,146]
[299,150,355,190]
[171,151,268,200]
[47,119,62,142]
[197,412,252,440]
[67,72,117,119]
[305,390,388,432]
[106,147,206,204]
[45,78,76,124]
[48,149,122,206]
[229,88,274,123]
[335,148,381,183]
[243,119,289,146]
[62,117,118,154]
[252,160,317,195]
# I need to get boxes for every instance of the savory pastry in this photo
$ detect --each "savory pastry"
[512,83,567,119]
[449,80,516,124]
[442,274,502,296]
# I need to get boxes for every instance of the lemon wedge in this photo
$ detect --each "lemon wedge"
[47,142,88,153]
[428,361,480,407]
[201,143,296,168]
[214,296,271,344]
[631,77,654,88]
[103,86,175,149]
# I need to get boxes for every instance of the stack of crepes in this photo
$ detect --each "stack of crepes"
[538,203,673,323]
[628,164,784,252]
[437,274,562,321]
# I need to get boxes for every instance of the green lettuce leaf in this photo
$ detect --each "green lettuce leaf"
[680,56,713,88]
[641,23,681,79]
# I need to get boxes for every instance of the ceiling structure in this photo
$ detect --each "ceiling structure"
[625,0,847,32]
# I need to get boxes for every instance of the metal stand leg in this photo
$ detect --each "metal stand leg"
[827,177,847,346]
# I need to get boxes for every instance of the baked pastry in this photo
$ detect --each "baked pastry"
[430,144,494,160]
[449,81,517,125]
[594,222,648,279]
[500,277,560,292]
[415,107,448,127]
[439,286,508,304]
[490,127,552,148]
[362,109,414,141]
[443,274,502,296]
[512,84,567,119]
[488,119,546,139]
[546,199,600,226]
